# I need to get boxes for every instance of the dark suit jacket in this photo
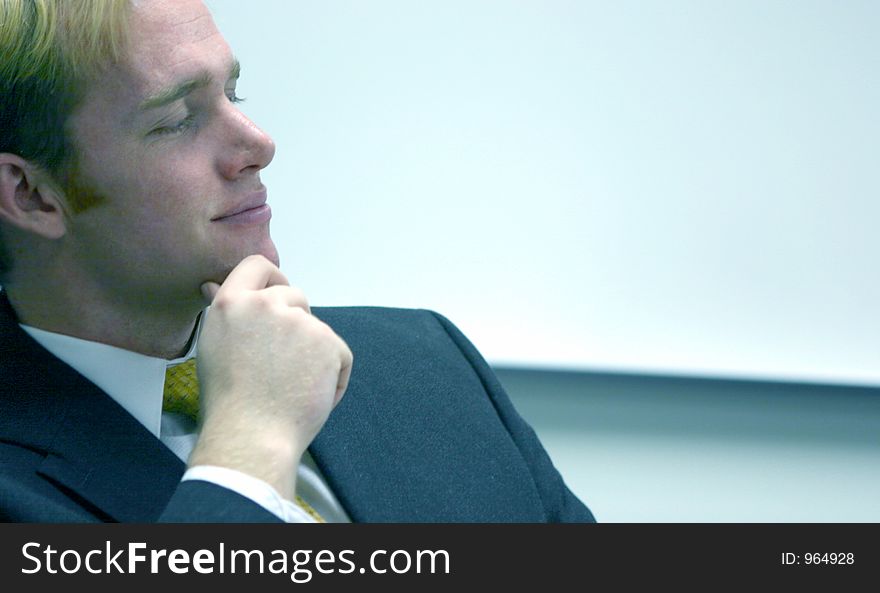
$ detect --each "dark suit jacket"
[0,292,595,522]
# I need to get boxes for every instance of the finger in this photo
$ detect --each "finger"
[216,255,289,297]
[333,346,353,407]
[258,284,311,314]
[201,281,221,304]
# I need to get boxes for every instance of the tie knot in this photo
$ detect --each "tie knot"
[163,359,200,421]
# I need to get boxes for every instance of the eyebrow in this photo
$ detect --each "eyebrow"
[138,59,241,112]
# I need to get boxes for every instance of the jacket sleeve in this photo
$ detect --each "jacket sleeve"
[158,480,283,523]
[427,311,596,523]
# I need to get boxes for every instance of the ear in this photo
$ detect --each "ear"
[0,153,68,240]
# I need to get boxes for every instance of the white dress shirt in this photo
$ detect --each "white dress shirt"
[20,315,351,524]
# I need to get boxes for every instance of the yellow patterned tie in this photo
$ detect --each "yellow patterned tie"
[163,359,201,422]
[163,359,326,523]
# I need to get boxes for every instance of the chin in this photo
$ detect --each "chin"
[207,239,281,284]
[231,241,281,270]
[257,242,281,268]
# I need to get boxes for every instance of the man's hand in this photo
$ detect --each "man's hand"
[188,255,353,500]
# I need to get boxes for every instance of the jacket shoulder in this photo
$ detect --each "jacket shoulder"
[311,306,457,349]
[312,305,442,327]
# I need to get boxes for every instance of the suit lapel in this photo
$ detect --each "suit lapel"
[309,307,546,522]
[0,292,185,522]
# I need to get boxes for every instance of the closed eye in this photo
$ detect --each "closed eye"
[152,113,197,136]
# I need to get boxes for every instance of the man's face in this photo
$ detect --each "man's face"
[61,0,277,309]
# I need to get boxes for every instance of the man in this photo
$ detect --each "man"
[0,0,594,522]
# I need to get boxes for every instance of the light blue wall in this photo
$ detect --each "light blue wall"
[206,0,879,387]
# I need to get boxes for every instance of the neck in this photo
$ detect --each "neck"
[5,277,202,360]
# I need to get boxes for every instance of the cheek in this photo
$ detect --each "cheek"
[142,152,216,215]
[71,134,217,228]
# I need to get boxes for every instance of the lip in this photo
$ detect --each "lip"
[212,189,271,224]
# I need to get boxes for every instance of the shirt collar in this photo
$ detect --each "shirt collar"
[19,314,203,439]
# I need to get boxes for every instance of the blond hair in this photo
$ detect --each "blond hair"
[1,0,130,168]
[0,0,131,278]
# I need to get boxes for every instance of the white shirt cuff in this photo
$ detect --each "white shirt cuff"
[182,465,317,523]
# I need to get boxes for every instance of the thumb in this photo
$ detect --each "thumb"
[200,281,221,304]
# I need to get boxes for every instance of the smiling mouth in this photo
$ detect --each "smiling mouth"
[211,200,271,225]
[212,188,270,223]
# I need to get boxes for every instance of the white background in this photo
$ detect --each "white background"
[206,0,879,386]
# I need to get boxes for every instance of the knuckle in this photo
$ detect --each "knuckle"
[283,305,311,326]
[291,288,309,308]
[290,304,310,319]
[211,294,234,310]
[255,296,274,311]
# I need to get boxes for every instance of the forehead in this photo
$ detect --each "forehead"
[67,0,234,149]
[116,0,231,98]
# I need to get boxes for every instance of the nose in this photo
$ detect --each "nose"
[217,107,276,180]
